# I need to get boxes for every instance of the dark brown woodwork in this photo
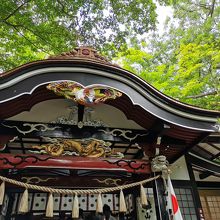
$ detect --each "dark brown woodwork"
[1,58,219,118]
[0,119,199,162]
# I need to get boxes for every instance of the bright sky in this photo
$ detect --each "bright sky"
[103,3,173,41]
[135,4,173,42]
[156,4,173,34]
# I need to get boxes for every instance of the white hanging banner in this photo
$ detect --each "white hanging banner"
[167,176,183,220]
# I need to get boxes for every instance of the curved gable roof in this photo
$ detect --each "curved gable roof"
[0,47,219,132]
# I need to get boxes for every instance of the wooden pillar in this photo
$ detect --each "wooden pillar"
[153,174,168,220]
[185,154,205,220]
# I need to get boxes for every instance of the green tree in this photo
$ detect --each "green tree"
[117,0,220,110]
[0,0,172,72]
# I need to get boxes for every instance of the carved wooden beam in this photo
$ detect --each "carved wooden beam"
[0,120,151,143]
[0,154,151,174]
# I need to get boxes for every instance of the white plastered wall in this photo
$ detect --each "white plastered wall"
[170,156,190,180]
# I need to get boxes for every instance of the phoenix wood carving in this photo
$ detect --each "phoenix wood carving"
[47,81,122,105]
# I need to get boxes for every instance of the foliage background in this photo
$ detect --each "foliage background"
[0,0,219,110]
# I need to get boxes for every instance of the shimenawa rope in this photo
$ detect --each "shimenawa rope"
[0,175,160,217]
[0,175,160,194]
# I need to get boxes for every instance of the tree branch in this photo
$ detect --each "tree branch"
[3,21,49,54]
[22,25,60,51]
[209,0,216,17]
[186,91,218,99]
[2,0,30,21]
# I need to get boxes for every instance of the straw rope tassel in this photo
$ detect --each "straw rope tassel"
[46,193,54,218]
[0,181,5,205]
[18,188,29,213]
[119,190,127,213]
[140,184,148,208]
[72,194,79,218]
[96,193,103,213]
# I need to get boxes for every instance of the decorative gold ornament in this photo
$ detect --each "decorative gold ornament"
[99,128,148,142]
[47,81,122,106]
[32,138,112,158]
[48,46,114,66]
[21,177,57,184]
[2,123,60,135]
[93,178,123,186]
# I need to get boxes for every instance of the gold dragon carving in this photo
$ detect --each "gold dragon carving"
[32,138,112,158]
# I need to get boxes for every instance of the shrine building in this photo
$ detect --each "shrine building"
[0,47,219,220]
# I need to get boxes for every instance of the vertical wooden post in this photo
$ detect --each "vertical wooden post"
[185,154,205,220]
[152,174,168,220]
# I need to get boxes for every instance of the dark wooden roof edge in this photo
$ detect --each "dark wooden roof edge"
[0,58,220,119]
[188,152,220,175]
